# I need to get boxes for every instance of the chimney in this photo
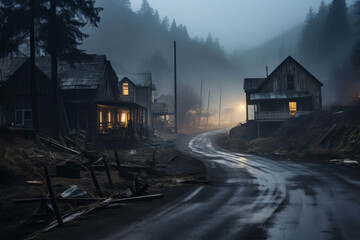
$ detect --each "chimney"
[266,66,269,78]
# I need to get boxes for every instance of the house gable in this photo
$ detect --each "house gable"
[259,56,323,93]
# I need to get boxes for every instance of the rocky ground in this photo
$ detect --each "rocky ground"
[0,128,206,240]
[219,104,360,166]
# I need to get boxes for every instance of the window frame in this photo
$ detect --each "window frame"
[122,82,129,96]
[287,75,295,91]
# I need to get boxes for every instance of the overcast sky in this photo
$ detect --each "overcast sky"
[130,0,357,52]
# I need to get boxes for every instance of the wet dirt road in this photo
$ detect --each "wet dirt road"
[45,130,360,240]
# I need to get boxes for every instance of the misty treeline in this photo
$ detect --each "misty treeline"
[296,0,360,103]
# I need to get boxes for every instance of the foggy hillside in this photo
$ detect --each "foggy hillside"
[82,0,240,98]
[232,24,303,77]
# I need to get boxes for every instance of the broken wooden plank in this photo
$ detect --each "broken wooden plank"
[14,194,163,204]
[14,198,103,203]
[110,194,163,203]
[39,136,81,155]
[103,156,113,187]
[90,166,104,198]
[44,167,63,226]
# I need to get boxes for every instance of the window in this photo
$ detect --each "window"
[123,83,129,95]
[15,109,32,128]
[287,75,295,90]
[108,111,112,129]
[121,113,127,123]
[289,102,297,116]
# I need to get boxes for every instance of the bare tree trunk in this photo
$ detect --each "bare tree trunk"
[50,0,59,138]
[30,0,39,132]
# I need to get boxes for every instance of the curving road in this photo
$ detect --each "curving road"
[46,130,360,240]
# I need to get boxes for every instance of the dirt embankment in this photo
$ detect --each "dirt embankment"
[0,128,206,240]
[221,104,360,164]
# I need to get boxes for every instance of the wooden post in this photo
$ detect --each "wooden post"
[90,166,103,198]
[174,41,178,133]
[103,156,113,187]
[44,167,63,226]
[135,176,140,194]
[152,151,156,167]
[114,151,122,176]
[200,79,203,113]
[219,87,222,126]
[207,91,211,125]
[30,0,39,132]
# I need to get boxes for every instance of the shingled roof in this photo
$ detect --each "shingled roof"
[243,78,266,91]
[0,55,114,90]
[0,57,27,82]
[243,56,323,92]
[118,73,152,87]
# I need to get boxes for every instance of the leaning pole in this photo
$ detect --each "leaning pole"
[174,41,178,133]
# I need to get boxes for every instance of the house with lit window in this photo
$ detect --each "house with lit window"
[0,55,146,141]
[244,56,323,134]
[118,73,155,129]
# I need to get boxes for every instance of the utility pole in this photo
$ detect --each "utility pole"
[199,79,203,113]
[207,91,211,125]
[219,87,222,126]
[174,41,178,133]
[30,0,39,132]
[199,79,203,126]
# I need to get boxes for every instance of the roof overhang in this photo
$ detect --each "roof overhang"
[250,91,312,101]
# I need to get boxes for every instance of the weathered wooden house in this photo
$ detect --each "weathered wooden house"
[0,57,56,133]
[118,73,154,128]
[244,56,323,133]
[151,99,173,131]
[0,55,146,140]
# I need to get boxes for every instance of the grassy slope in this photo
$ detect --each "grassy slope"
[224,104,360,161]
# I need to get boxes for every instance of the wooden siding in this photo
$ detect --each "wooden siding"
[119,79,136,102]
[260,59,322,111]
[96,61,119,101]
[0,61,55,133]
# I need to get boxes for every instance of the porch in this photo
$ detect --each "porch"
[255,111,311,121]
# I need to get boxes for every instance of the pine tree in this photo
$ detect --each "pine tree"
[319,0,351,63]
[170,19,177,34]
[352,0,360,69]
[297,8,317,65]
[161,16,170,31]
[139,0,153,16]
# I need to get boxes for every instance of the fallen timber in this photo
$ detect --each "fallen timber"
[38,136,81,155]
[14,194,164,204]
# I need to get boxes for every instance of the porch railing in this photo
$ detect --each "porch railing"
[255,111,311,120]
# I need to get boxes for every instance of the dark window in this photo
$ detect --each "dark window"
[287,76,295,90]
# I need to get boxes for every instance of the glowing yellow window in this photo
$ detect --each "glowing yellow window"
[121,113,127,123]
[289,102,297,116]
[108,112,112,129]
[99,111,103,123]
[123,83,129,95]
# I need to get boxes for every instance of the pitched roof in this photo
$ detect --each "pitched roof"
[152,102,168,114]
[243,78,266,91]
[0,55,112,90]
[0,57,27,82]
[243,56,323,92]
[265,56,323,87]
[118,73,152,87]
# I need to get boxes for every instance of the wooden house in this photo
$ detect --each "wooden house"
[244,56,323,123]
[0,57,56,133]
[118,73,155,129]
[0,55,146,140]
